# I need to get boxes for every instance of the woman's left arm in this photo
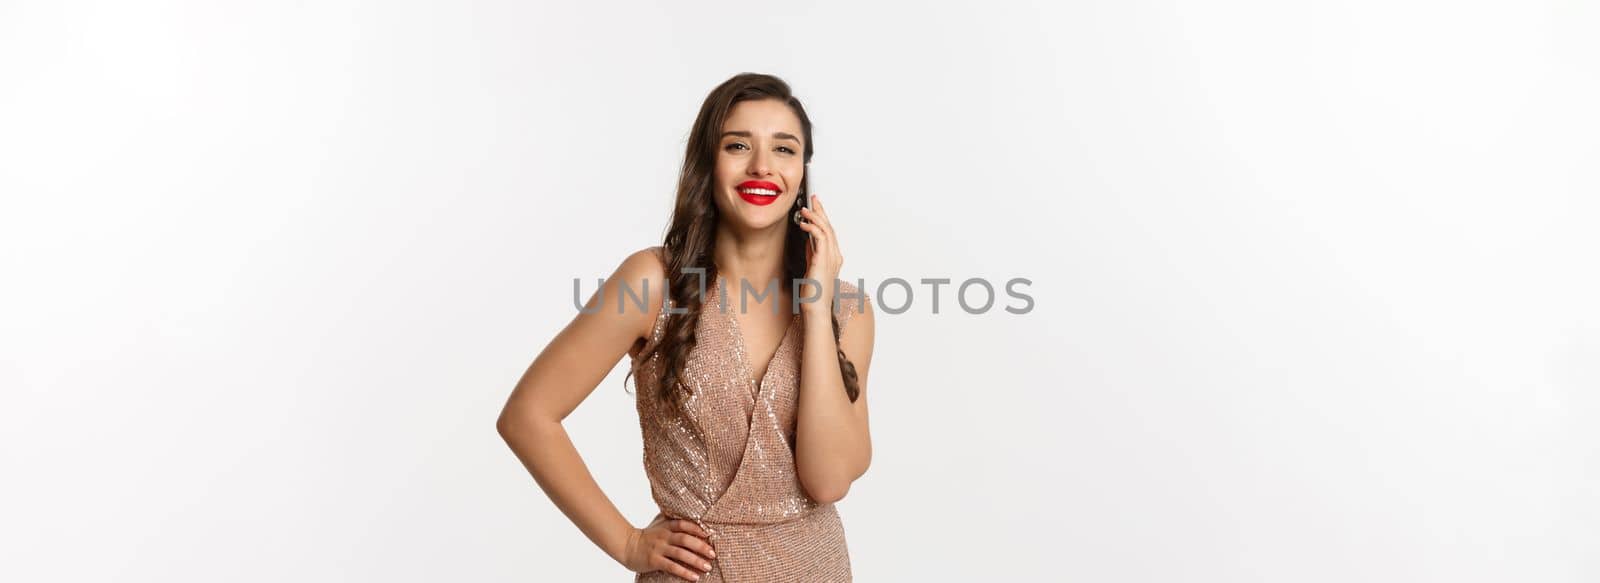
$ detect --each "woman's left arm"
[793,196,874,504]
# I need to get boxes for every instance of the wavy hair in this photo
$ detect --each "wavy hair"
[627,72,860,410]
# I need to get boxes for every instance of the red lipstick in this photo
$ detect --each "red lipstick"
[736,180,782,206]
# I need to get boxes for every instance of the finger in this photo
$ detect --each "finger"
[670,519,711,539]
[801,216,837,262]
[671,532,717,561]
[801,205,832,231]
[665,543,715,573]
[816,209,839,256]
[797,214,827,235]
[812,200,843,261]
[796,220,827,242]
[797,220,835,262]
[812,197,833,229]
[802,207,835,246]
[800,224,828,254]
[650,555,703,581]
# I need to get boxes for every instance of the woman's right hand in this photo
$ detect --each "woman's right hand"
[621,513,717,581]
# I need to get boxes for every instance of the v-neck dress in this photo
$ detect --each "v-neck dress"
[630,273,868,582]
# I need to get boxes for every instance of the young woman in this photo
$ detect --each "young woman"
[497,73,875,582]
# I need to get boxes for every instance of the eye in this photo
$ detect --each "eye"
[777,146,796,154]
[724,142,748,152]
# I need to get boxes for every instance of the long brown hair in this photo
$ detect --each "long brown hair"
[627,72,861,409]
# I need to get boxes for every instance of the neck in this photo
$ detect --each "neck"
[713,219,787,294]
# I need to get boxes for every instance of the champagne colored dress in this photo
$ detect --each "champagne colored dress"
[631,273,867,582]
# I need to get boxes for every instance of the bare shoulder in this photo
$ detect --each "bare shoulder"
[836,279,874,331]
[617,245,668,285]
[584,246,670,346]
[836,278,875,383]
[617,244,669,308]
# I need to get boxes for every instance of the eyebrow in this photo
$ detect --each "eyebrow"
[720,130,802,144]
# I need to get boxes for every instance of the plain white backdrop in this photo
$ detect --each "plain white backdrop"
[2,1,1596,581]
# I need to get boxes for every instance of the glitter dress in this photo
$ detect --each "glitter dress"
[630,272,867,582]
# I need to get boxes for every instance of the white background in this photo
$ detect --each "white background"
[3,1,1596,581]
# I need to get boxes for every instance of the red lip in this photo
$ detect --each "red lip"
[735,180,782,206]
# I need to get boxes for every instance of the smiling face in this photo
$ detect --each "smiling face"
[712,98,807,231]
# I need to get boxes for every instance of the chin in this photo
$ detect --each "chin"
[722,195,791,230]
[733,209,787,231]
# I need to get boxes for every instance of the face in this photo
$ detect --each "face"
[711,99,806,231]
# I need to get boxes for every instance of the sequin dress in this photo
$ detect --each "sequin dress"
[630,272,867,582]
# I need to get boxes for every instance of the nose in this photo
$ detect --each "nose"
[746,147,773,177]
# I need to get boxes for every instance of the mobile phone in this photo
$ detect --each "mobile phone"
[798,165,813,247]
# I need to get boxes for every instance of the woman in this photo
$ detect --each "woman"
[497,73,875,582]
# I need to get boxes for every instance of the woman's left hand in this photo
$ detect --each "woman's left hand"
[796,196,843,315]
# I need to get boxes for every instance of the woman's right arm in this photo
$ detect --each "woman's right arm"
[496,247,715,580]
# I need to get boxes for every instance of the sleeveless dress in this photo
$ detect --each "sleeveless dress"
[630,272,867,582]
